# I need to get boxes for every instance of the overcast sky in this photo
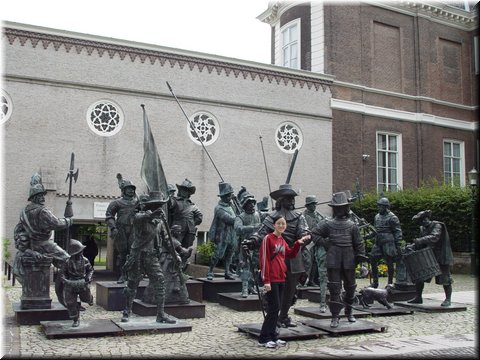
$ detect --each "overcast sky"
[2,0,272,64]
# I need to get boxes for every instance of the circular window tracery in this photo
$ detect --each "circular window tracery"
[1,89,13,124]
[275,122,303,153]
[187,111,219,146]
[87,100,124,136]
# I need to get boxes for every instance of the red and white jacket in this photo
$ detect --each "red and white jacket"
[259,232,302,286]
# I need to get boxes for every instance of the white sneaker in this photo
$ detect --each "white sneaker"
[276,339,287,347]
[258,341,277,348]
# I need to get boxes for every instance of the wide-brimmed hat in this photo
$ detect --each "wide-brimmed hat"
[176,178,196,194]
[270,184,298,200]
[305,195,318,206]
[218,182,234,197]
[412,210,432,222]
[328,192,352,207]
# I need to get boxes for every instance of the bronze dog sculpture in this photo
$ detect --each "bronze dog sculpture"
[357,284,394,309]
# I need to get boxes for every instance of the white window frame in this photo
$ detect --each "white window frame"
[376,131,403,193]
[443,139,465,187]
[280,19,301,70]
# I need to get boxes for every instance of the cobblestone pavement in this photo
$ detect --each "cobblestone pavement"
[1,274,478,359]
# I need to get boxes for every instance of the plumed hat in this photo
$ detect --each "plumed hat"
[412,210,432,222]
[176,178,196,194]
[116,173,136,191]
[28,173,47,201]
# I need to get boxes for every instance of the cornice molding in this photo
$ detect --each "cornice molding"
[331,98,479,131]
[2,25,334,93]
[259,1,478,30]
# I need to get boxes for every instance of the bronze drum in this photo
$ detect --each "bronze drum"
[403,247,441,283]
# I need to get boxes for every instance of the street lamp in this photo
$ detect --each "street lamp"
[468,168,478,276]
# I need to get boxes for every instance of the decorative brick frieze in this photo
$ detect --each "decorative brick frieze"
[3,27,332,92]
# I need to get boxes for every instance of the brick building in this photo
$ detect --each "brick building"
[258,1,479,193]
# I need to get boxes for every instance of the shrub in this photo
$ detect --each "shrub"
[351,182,473,252]
[196,240,215,265]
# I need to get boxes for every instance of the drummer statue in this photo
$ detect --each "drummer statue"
[407,210,454,307]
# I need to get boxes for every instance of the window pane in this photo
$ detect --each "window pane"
[444,142,452,156]
[388,152,397,167]
[452,158,460,173]
[388,135,397,151]
[378,151,385,166]
[453,143,460,157]
[389,168,397,182]
[290,24,297,39]
[378,134,386,150]
[378,167,385,183]
[283,48,289,66]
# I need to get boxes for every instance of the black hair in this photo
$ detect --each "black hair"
[271,214,286,224]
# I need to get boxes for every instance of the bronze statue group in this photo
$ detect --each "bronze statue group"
[13,172,454,341]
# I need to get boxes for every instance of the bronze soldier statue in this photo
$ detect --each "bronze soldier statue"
[168,178,203,249]
[58,239,94,327]
[121,193,176,324]
[13,173,71,285]
[407,210,454,306]
[234,187,262,297]
[243,183,310,328]
[303,195,328,312]
[105,174,139,283]
[369,196,403,288]
[311,192,367,328]
[207,182,237,280]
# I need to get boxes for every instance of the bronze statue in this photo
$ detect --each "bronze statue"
[143,224,192,305]
[58,239,94,327]
[302,195,327,312]
[13,174,71,288]
[234,187,262,297]
[207,182,237,280]
[407,210,454,306]
[369,197,403,288]
[243,183,310,328]
[358,284,393,309]
[311,192,367,328]
[121,193,175,323]
[168,178,203,249]
[105,173,139,283]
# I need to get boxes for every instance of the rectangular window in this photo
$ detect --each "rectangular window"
[377,132,402,193]
[281,20,300,69]
[443,140,465,186]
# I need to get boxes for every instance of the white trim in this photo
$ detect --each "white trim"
[311,1,325,73]
[280,19,301,70]
[0,89,13,124]
[376,131,403,192]
[331,98,478,131]
[334,80,477,111]
[443,139,466,187]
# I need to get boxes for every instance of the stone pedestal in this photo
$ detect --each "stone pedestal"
[197,277,242,302]
[20,257,53,309]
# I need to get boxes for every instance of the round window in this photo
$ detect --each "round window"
[86,100,124,136]
[275,122,303,153]
[187,111,219,146]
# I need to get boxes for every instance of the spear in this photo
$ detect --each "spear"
[259,134,274,210]
[64,152,79,253]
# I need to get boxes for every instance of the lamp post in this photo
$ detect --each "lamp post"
[468,168,478,277]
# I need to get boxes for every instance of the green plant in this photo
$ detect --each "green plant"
[2,238,11,260]
[351,182,472,252]
[196,240,215,265]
